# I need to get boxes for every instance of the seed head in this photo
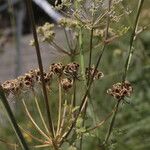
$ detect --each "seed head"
[85,66,104,80]
[49,63,64,76]
[2,79,22,95]
[63,62,79,78]
[107,81,133,100]
[61,78,73,91]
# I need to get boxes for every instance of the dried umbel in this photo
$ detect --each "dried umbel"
[107,81,133,100]
[1,62,80,96]
[63,62,79,79]
[2,79,22,95]
[61,78,73,91]
[85,66,104,80]
[49,63,64,76]
[23,73,35,87]
[1,68,53,96]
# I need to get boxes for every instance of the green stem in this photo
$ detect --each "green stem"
[60,0,112,144]
[0,86,29,150]
[72,78,76,108]
[59,99,67,136]
[122,0,144,82]
[87,28,94,85]
[80,26,94,150]
[79,27,86,85]
[56,77,62,135]
[104,100,120,144]
[25,0,54,138]
[64,28,73,53]
[104,0,144,145]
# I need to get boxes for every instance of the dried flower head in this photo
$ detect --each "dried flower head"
[35,71,50,84]
[107,81,133,100]
[43,72,53,84]
[22,73,35,88]
[2,79,22,95]
[85,66,104,80]
[1,62,80,96]
[49,63,64,76]
[63,62,79,78]
[61,78,73,91]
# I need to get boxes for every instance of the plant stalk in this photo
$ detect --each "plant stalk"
[122,0,145,82]
[104,100,120,144]
[60,0,112,140]
[32,89,50,135]
[56,77,62,135]
[0,85,29,150]
[25,0,54,138]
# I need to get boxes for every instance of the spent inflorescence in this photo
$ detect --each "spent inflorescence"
[107,81,133,100]
[63,62,80,79]
[61,78,73,91]
[49,62,64,76]
[85,65,104,80]
[1,62,105,96]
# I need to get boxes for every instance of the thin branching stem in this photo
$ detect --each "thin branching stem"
[32,89,50,135]
[104,100,121,144]
[33,144,52,148]
[87,28,94,85]
[59,99,67,136]
[25,0,54,138]
[56,77,62,135]
[0,85,29,150]
[104,1,144,145]
[72,78,76,108]
[64,28,77,61]
[60,0,112,144]
[79,0,112,124]
[19,125,46,143]
[122,0,145,82]
[0,138,19,148]
[93,11,108,27]
[84,106,115,133]
[78,26,88,149]
[52,41,71,56]
[104,0,112,40]
[79,27,86,84]
[80,27,94,150]
[61,43,107,146]
[22,99,50,141]
[64,28,73,52]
